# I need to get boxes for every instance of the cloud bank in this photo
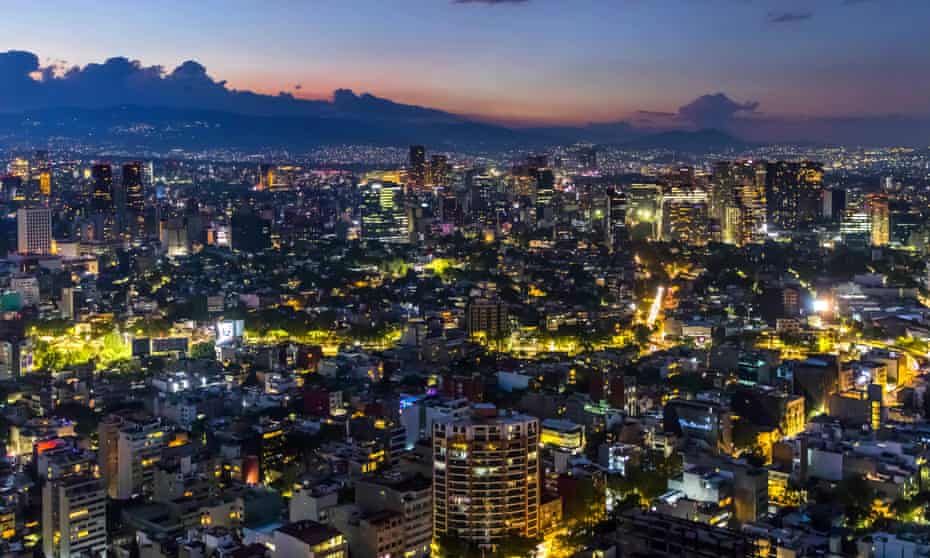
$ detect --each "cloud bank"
[0,50,456,121]
[0,50,927,146]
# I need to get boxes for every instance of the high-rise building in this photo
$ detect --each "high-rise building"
[17,207,52,255]
[765,161,823,231]
[98,413,167,500]
[121,162,145,243]
[360,182,410,243]
[867,193,890,247]
[32,150,51,200]
[432,405,540,546]
[91,164,113,213]
[822,188,846,221]
[90,164,116,242]
[142,161,154,188]
[122,162,144,213]
[42,449,107,558]
[429,154,449,188]
[408,146,427,188]
[626,183,662,239]
[659,187,709,245]
[712,161,767,245]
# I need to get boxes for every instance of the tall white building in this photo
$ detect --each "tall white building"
[42,449,107,558]
[98,414,167,500]
[17,207,52,255]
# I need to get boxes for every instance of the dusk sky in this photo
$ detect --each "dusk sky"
[2,0,929,125]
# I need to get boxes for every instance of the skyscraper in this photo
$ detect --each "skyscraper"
[712,161,766,246]
[360,182,410,243]
[408,145,427,188]
[822,188,846,221]
[122,162,144,213]
[91,164,113,213]
[660,187,710,245]
[429,154,449,188]
[89,164,116,242]
[33,150,51,200]
[868,193,890,247]
[122,162,145,244]
[433,405,540,546]
[17,207,52,255]
[765,161,824,231]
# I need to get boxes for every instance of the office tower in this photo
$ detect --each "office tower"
[122,162,144,213]
[660,187,709,245]
[822,188,846,221]
[90,164,115,242]
[711,161,767,245]
[408,145,427,188]
[17,207,52,255]
[625,183,662,239]
[360,182,410,243]
[765,161,824,231]
[533,169,555,224]
[429,154,449,188]
[605,186,626,251]
[466,171,498,228]
[98,414,167,500]
[32,150,51,200]
[91,164,113,212]
[432,405,540,545]
[867,193,890,247]
[142,161,154,188]
[42,450,107,558]
[121,162,145,244]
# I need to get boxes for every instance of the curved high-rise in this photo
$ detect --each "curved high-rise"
[432,405,539,546]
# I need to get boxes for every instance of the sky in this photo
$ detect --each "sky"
[1,0,929,127]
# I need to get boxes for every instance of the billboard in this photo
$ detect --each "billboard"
[215,319,245,345]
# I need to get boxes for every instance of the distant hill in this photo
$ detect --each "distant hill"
[0,103,749,153]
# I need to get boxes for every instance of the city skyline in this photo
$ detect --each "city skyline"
[1,0,929,144]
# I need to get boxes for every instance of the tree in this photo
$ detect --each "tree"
[191,341,216,360]
[633,324,653,347]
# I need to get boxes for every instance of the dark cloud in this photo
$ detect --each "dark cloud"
[766,11,813,23]
[0,50,351,117]
[677,93,759,130]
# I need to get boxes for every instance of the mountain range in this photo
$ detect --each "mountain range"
[0,88,746,153]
